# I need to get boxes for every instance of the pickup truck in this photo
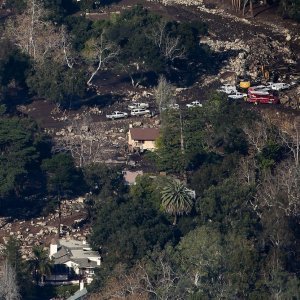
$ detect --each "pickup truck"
[228,92,247,100]
[128,102,149,110]
[106,111,128,120]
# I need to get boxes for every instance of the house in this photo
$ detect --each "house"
[127,128,160,152]
[49,238,101,284]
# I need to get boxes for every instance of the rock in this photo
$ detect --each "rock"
[133,121,143,127]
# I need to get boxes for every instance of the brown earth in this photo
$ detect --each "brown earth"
[2,0,300,259]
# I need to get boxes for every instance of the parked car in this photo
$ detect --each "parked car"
[106,111,128,120]
[266,82,290,91]
[130,108,151,116]
[217,84,237,94]
[228,92,247,100]
[186,101,203,108]
[128,102,149,110]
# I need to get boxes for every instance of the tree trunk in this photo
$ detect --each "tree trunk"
[58,192,61,237]
[179,110,187,183]
[250,0,254,17]
[87,58,102,86]
[173,214,177,226]
[242,0,248,16]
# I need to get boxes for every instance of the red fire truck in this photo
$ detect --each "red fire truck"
[247,86,279,105]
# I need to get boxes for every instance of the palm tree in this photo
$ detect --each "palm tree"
[161,179,194,225]
[29,246,52,285]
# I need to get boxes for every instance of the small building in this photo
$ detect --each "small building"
[49,238,101,284]
[128,128,160,152]
[123,170,143,185]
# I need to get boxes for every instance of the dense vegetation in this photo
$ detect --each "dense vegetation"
[82,96,300,299]
[0,3,211,109]
[0,1,300,299]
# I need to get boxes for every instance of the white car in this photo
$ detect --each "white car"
[217,84,237,94]
[266,82,290,91]
[130,108,151,116]
[186,101,203,108]
[106,111,128,120]
[228,92,247,100]
[128,102,149,110]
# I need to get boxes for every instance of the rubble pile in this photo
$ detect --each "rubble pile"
[0,198,88,259]
[200,32,296,84]
[52,90,160,166]
[148,0,203,7]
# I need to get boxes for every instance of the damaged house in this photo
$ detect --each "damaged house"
[48,238,101,284]
[127,127,160,152]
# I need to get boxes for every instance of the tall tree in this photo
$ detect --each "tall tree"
[28,246,52,285]
[42,153,83,235]
[0,259,21,300]
[161,179,194,225]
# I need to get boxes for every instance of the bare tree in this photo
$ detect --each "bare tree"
[243,120,270,153]
[5,0,61,63]
[138,260,180,300]
[119,63,145,88]
[60,25,75,69]
[154,75,174,114]
[237,156,257,185]
[278,117,300,167]
[0,259,21,300]
[83,33,120,86]
[149,20,186,62]
[53,112,113,167]
[252,159,300,219]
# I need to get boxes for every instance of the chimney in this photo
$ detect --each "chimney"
[97,257,101,266]
[79,280,84,291]
[49,238,58,257]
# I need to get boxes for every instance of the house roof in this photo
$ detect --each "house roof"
[129,128,159,141]
[72,259,98,269]
[53,246,71,264]
[52,239,101,269]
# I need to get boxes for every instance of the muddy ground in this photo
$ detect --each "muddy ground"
[18,0,300,165]
[3,0,300,254]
